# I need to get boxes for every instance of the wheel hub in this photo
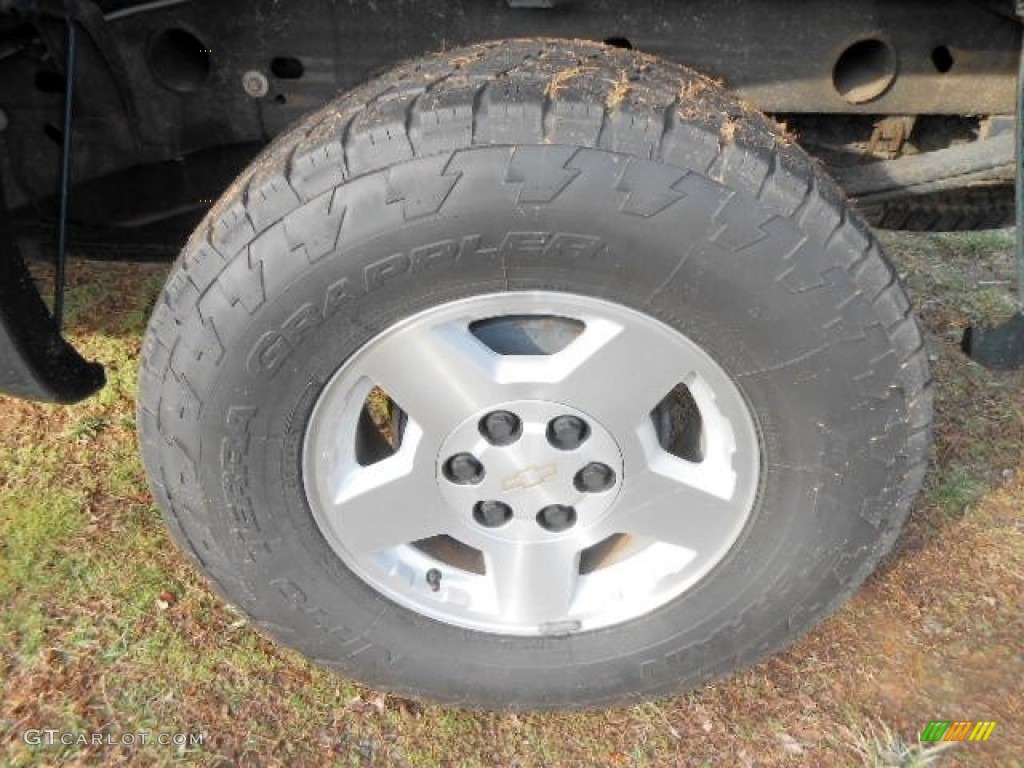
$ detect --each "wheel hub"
[437,401,624,543]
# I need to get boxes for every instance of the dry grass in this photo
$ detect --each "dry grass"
[719,117,737,145]
[544,65,597,99]
[1,230,1022,766]
[605,69,632,110]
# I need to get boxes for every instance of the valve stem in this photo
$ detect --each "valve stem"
[426,569,442,592]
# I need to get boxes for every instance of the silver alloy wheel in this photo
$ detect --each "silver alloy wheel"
[303,292,760,636]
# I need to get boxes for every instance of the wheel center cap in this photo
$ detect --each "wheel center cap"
[436,400,624,540]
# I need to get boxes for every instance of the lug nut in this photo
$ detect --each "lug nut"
[574,462,617,493]
[479,410,522,446]
[546,415,590,451]
[443,453,485,485]
[537,504,577,533]
[473,500,513,528]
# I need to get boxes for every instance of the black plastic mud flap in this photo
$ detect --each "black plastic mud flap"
[0,244,105,404]
[963,2,1024,369]
[1,162,104,404]
[1,149,104,403]
[0,0,104,403]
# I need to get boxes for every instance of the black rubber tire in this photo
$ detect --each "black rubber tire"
[138,39,932,710]
[859,185,1015,232]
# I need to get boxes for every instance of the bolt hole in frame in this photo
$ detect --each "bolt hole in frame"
[147,26,211,93]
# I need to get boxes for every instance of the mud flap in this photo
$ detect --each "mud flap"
[0,1,104,403]
[963,8,1024,369]
[0,243,105,403]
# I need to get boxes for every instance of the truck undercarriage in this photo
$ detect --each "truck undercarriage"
[2,1,1020,250]
[1,0,1021,711]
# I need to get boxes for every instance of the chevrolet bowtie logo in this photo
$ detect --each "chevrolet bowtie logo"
[501,463,558,492]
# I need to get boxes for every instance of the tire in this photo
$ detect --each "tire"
[859,184,1015,231]
[138,39,932,710]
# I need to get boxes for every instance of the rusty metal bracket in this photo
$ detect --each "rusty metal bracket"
[866,116,917,159]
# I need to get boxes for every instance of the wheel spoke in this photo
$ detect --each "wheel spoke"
[555,317,695,431]
[328,432,451,553]
[485,539,582,625]
[607,451,748,555]
[356,319,505,434]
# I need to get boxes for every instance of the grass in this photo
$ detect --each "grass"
[1,230,1022,767]
[846,720,954,768]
